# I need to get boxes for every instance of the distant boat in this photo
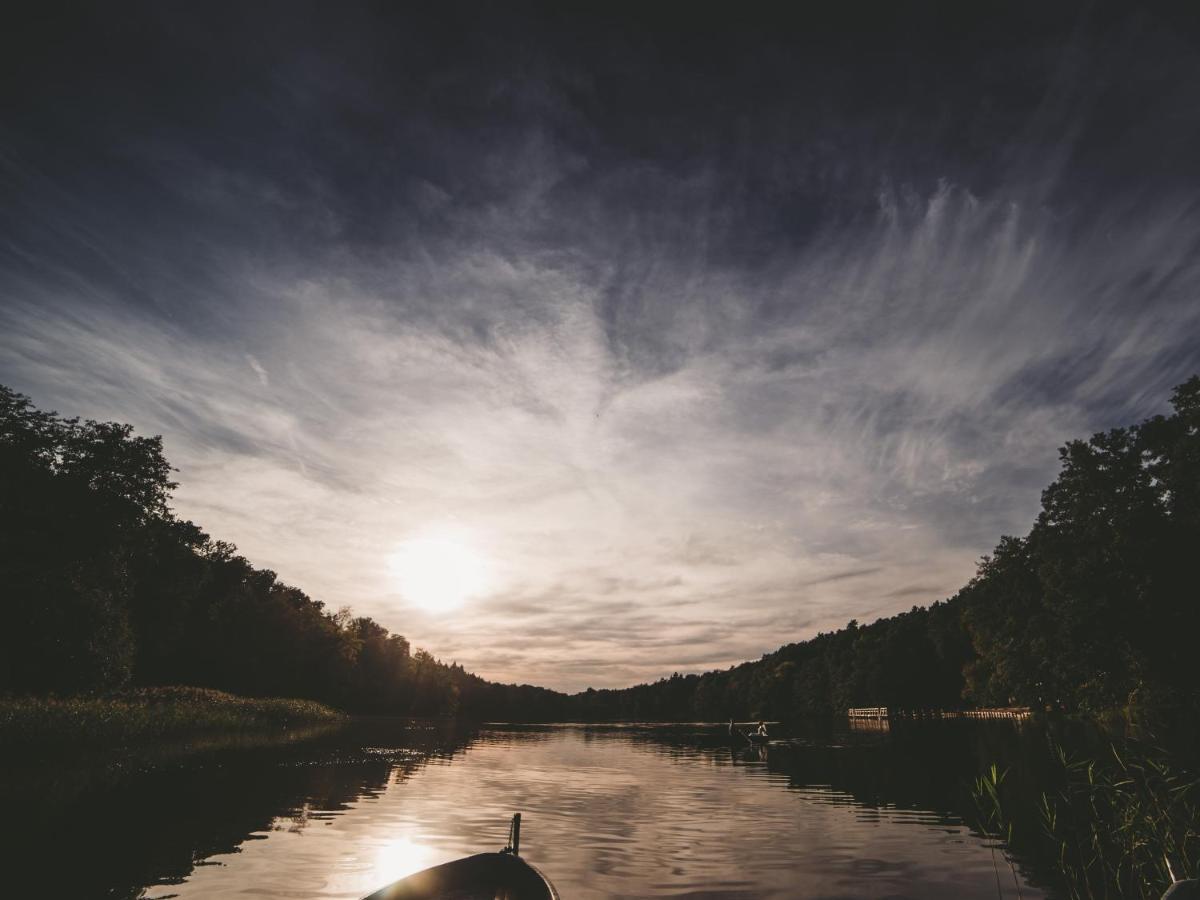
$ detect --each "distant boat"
[727,720,771,745]
[361,814,558,900]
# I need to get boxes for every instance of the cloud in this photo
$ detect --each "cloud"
[2,3,1199,690]
[246,355,270,387]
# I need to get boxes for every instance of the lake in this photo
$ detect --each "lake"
[6,718,1060,898]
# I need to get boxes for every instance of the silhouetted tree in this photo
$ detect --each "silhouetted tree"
[3,378,1197,721]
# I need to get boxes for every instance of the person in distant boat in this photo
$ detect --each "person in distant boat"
[755,721,768,737]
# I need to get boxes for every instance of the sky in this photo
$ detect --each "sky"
[2,3,1199,692]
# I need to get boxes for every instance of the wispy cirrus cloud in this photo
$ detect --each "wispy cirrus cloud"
[2,3,1198,690]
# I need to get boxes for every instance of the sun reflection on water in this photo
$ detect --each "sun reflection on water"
[370,835,438,886]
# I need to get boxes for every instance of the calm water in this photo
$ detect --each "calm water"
[6,719,1054,898]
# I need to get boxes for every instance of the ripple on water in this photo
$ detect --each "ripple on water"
[10,722,1048,899]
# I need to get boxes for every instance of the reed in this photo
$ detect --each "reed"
[971,738,1198,899]
[970,764,1025,899]
[0,686,344,748]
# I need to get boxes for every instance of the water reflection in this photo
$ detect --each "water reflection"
[5,719,1055,899]
[4,719,477,899]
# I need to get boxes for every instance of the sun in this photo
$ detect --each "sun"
[388,531,490,612]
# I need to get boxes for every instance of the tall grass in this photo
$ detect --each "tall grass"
[1037,741,1198,899]
[0,686,344,748]
[971,763,1025,899]
[971,738,1198,899]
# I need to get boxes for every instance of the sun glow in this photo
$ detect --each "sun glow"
[388,531,491,612]
[370,835,438,885]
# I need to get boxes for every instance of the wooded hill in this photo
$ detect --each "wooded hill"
[569,377,1200,721]
[0,384,560,719]
[2,377,1197,721]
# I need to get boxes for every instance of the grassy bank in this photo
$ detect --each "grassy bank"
[0,686,345,748]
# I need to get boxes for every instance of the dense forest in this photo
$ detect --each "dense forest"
[0,384,564,719]
[2,378,1197,721]
[571,377,1200,721]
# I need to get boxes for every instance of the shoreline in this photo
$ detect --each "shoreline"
[0,686,345,749]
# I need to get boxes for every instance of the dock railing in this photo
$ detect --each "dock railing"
[847,706,888,719]
[847,706,1031,720]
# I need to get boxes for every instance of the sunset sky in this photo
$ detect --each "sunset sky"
[3,3,1198,691]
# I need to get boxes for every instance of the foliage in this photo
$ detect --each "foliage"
[971,737,1199,900]
[963,376,1200,713]
[0,687,343,748]
[0,385,559,719]
[969,764,1026,899]
[2,376,1198,725]
[566,600,975,721]
[561,377,1200,721]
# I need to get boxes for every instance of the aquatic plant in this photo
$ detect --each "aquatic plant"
[1037,741,1198,899]
[970,763,1026,899]
[0,686,344,748]
[973,738,1198,899]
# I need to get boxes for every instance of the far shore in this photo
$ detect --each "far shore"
[5,687,1175,754]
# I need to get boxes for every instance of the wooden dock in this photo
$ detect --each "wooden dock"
[847,706,889,719]
[847,706,1031,721]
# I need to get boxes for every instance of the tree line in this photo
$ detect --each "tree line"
[566,376,1199,721]
[2,377,1197,721]
[0,385,561,719]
